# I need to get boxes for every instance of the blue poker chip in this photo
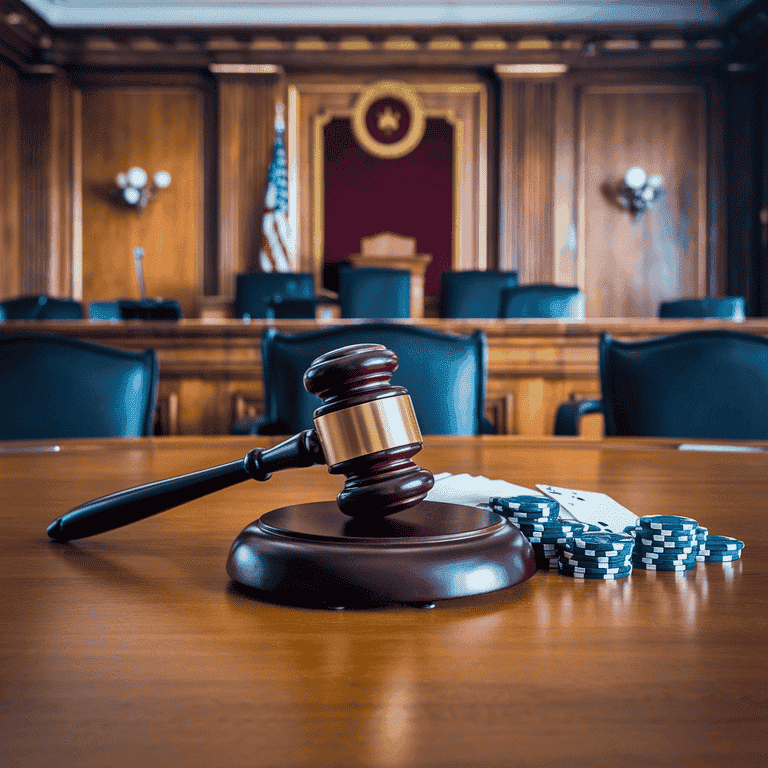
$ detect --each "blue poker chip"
[490,495,559,513]
[527,536,573,545]
[635,544,695,555]
[564,547,632,560]
[696,552,741,562]
[507,513,558,524]
[559,567,632,579]
[632,555,697,571]
[635,535,694,545]
[571,532,634,550]
[701,536,744,551]
[632,560,695,571]
[560,558,632,572]
[560,551,631,565]
[558,563,632,576]
[637,515,698,530]
[639,531,697,543]
[632,549,695,560]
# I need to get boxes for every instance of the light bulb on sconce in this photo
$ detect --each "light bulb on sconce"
[610,166,665,220]
[115,166,171,212]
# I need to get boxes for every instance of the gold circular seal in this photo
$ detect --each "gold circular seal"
[351,81,426,160]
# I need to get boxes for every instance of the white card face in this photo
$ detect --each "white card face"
[426,473,538,508]
[536,485,639,533]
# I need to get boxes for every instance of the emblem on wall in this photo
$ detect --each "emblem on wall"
[352,81,426,159]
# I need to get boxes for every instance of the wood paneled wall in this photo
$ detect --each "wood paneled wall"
[0,60,21,300]
[499,72,718,318]
[79,85,204,317]
[0,58,734,319]
[578,82,711,318]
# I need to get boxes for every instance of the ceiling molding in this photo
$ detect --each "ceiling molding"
[15,0,757,29]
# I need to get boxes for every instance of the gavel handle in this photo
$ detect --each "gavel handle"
[47,430,324,542]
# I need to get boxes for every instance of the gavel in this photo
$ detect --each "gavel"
[47,343,436,542]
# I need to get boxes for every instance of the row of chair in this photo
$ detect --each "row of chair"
[3,325,768,442]
[1,285,747,323]
[236,269,580,320]
[234,271,747,321]
[0,296,183,321]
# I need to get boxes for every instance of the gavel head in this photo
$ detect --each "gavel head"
[304,343,435,519]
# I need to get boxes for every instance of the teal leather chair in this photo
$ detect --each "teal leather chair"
[0,295,82,320]
[234,272,315,319]
[237,323,490,436]
[554,330,768,439]
[500,285,585,319]
[338,268,411,319]
[438,270,518,318]
[0,333,159,439]
[658,297,745,319]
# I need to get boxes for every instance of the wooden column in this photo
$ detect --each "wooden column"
[18,66,75,297]
[213,65,284,304]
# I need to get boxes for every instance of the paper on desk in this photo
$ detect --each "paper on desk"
[426,473,639,533]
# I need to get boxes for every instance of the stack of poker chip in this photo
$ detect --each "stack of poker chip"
[558,532,635,579]
[489,495,592,570]
[630,515,699,571]
[696,534,745,562]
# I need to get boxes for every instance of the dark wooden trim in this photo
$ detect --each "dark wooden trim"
[725,67,760,313]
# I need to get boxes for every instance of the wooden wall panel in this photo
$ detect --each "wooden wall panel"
[215,73,281,298]
[499,77,558,282]
[0,60,21,300]
[578,83,708,318]
[18,69,74,297]
[79,87,203,317]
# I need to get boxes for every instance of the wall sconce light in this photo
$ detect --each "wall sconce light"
[115,166,171,212]
[612,167,665,220]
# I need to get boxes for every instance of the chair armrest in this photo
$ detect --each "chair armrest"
[554,397,603,436]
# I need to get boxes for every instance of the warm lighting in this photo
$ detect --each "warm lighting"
[611,167,666,220]
[115,166,171,212]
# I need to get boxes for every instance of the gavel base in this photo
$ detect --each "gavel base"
[226,501,536,608]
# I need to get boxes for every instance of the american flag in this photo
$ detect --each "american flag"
[259,105,291,272]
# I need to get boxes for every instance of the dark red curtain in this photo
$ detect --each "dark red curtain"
[323,117,453,297]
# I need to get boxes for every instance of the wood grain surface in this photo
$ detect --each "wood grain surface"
[1,435,766,768]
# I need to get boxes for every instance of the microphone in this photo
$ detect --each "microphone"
[47,343,434,541]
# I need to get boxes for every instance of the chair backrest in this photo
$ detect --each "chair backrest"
[0,333,159,439]
[0,295,83,320]
[234,272,315,319]
[261,323,488,435]
[269,297,318,319]
[118,300,183,320]
[499,284,585,319]
[658,297,746,319]
[88,301,122,320]
[338,268,411,319]
[438,270,518,318]
[599,330,768,439]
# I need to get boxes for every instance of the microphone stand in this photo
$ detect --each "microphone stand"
[132,246,148,301]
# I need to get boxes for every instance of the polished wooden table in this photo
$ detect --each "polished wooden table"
[1,436,766,768]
